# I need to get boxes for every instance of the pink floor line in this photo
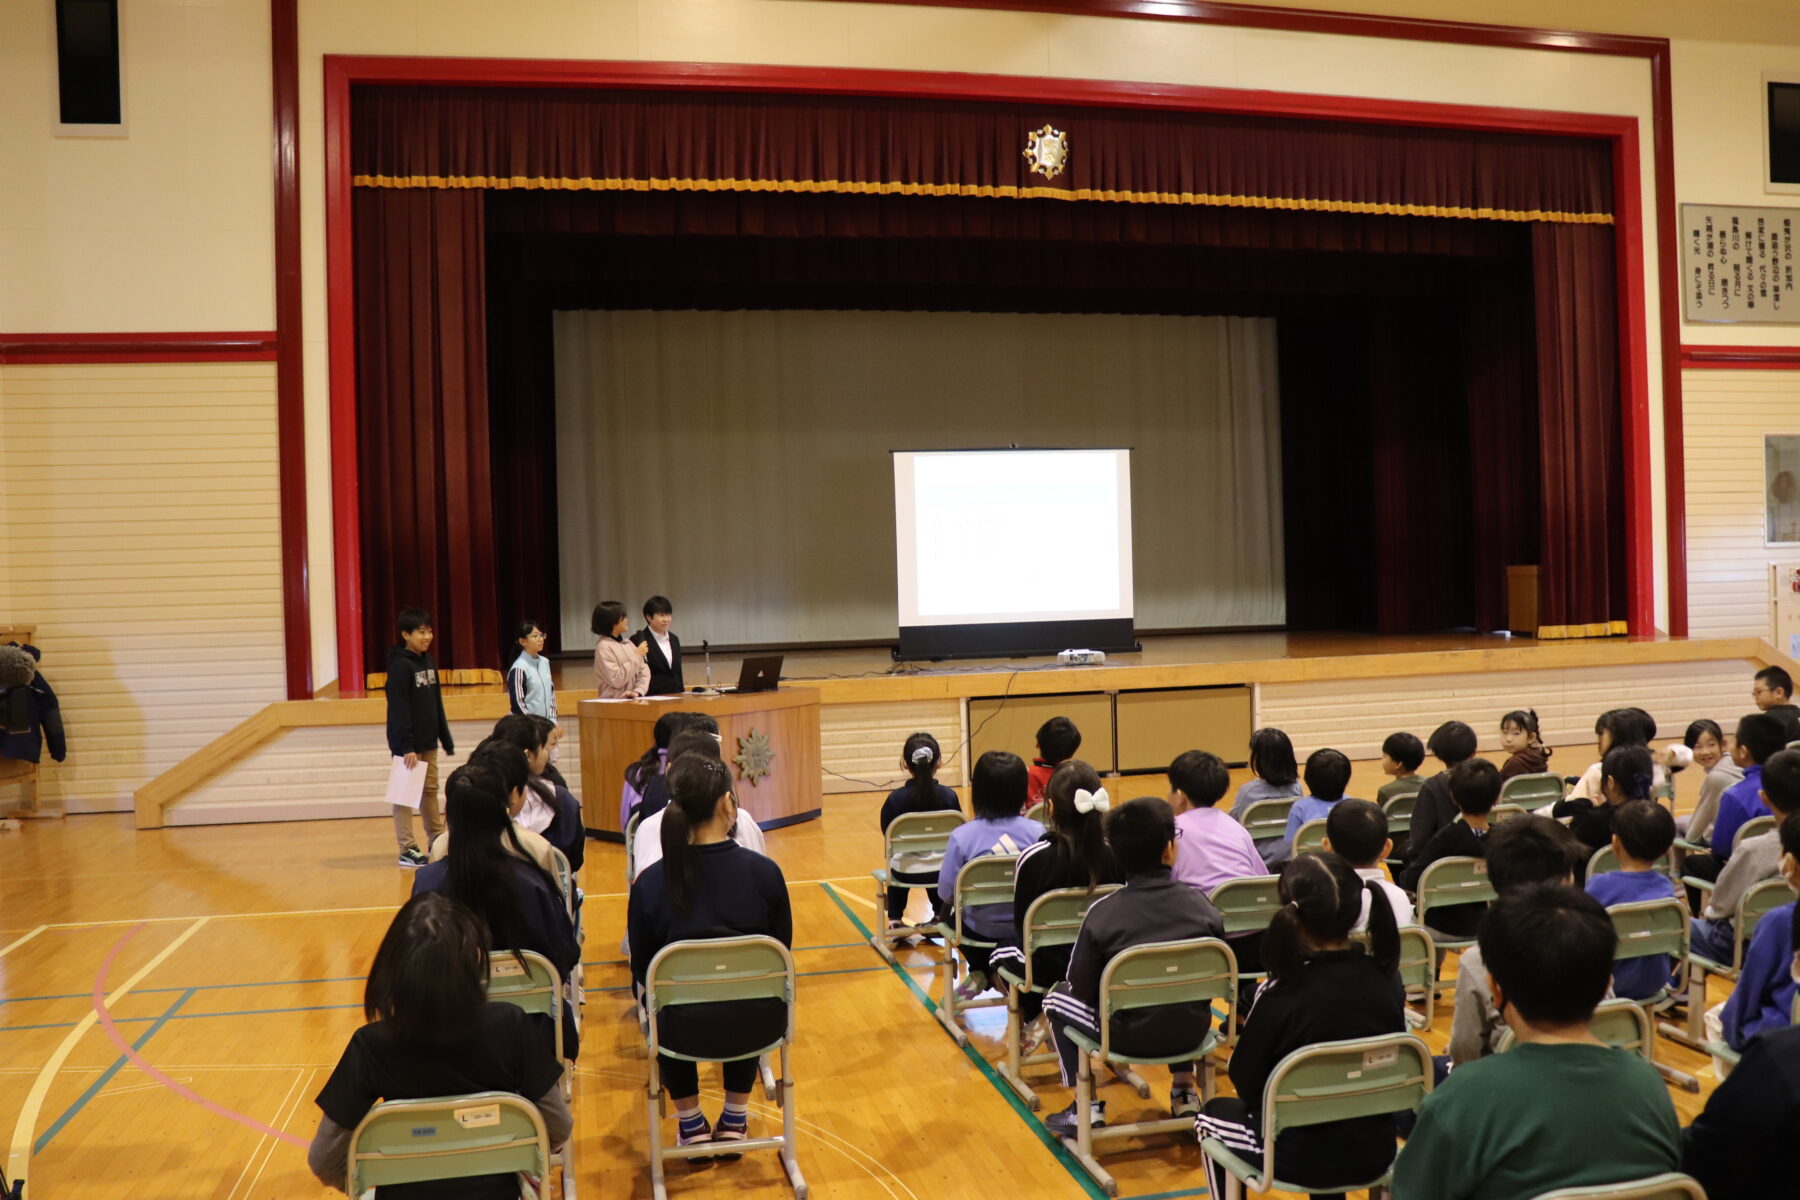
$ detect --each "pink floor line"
[92,923,309,1148]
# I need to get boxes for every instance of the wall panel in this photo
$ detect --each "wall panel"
[0,363,285,813]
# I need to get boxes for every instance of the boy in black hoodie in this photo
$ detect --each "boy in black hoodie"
[386,608,454,866]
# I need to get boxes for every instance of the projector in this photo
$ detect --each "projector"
[1058,648,1107,666]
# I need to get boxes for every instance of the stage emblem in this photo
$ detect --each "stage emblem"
[1023,125,1069,180]
[734,727,776,787]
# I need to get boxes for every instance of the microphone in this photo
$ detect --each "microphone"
[703,639,713,691]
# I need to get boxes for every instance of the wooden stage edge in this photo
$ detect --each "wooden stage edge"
[134,631,1797,827]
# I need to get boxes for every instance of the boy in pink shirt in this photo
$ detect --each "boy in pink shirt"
[1168,750,1266,892]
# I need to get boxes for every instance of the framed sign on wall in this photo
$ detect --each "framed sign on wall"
[1682,203,1799,324]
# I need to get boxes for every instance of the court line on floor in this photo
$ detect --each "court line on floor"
[34,988,196,1154]
[0,928,46,961]
[90,924,308,1150]
[818,882,1113,1200]
[5,916,208,1194]
[225,1067,315,1200]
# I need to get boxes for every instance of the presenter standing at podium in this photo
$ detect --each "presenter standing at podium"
[593,600,650,698]
[630,595,685,695]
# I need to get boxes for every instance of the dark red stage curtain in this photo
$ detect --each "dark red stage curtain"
[354,188,498,674]
[1533,223,1627,637]
[351,86,1614,225]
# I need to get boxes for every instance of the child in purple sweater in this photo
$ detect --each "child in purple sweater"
[938,750,1043,1000]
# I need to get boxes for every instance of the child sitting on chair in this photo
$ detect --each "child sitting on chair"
[1393,885,1681,1198]
[1167,749,1264,893]
[1042,797,1223,1134]
[1399,758,1499,944]
[937,750,1044,1001]
[991,760,1124,1045]
[1584,800,1681,1002]
[1556,744,1654,877]
[308,892,570,1197]
[1713,810,1800,1055]
[1690,748,1800,963]
[1028,717,1081,804]
[1320,799,1415,931]
[879,732,962,936]
[1405,721,1477,856]
[1194,851,1407,1197]
[1269,748,1353,869]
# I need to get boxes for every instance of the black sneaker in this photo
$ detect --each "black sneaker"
[397,846,428,867]
[1044,1100,1105,1139]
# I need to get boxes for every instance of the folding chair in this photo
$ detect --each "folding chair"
[1488,803,1530,825]
[349,1092,552,1200]
[1413,856,1495,959]
[1587,844,1672,880]
[1208,874,1284,1024]
[936,854,1020,1045]
[643,936,804,1200]
[1293,818,1328,857]
[1675,814,1774,880]
[1198,1032,1433,1199]
[487,947,578,1189]
[1382,791,1418,864]
[1497,771,1564,812]
[1024,799,1050,826]
[1236,797,1296,843]
[993,884,1121,1110]
[1059,938,1239,1197]
[1661,876,1792,1049]
[1605,898,1698,1092]
[546,845,584,1007]
[870,810,965,963]
[1397,926,1438,1030]
[1528,1173,1706,1200]
[1497,997,1653,1060]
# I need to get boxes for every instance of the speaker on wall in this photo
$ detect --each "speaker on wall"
[55,0,122,128]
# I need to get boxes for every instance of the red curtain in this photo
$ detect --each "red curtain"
[354,188,498,674]
[351,86,1615,224]
[1533,223,1626,636]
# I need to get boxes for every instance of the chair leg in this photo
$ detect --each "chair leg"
[1642,1003,1702,1093]
[760,1054,779,1104]
[1109,1062,1150,1098]
[997,985,1041,1110]
[1064,1052,1119,1197]
[871,878,895,963]
[646,1075,668,1200]
[778,1042,807,1198]
[934,942,968,1046]
[558,1135,577,1200]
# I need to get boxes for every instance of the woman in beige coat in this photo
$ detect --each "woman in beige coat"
[593,599,650,698]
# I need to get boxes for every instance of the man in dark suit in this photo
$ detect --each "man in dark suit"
[631,595,684,695]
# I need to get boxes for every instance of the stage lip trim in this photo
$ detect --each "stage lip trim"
[0,331,278,364]
[897,618,1136,661]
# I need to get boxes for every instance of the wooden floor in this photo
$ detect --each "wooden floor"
[1,759,1725,1200]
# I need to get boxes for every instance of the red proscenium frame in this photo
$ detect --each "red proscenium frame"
[0,331,277,364]
[320,36,1674,691]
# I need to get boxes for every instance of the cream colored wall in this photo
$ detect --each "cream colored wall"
[0,362,287,814]
[0,0,274,332]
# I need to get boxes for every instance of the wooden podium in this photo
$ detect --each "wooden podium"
[578,688,822,840]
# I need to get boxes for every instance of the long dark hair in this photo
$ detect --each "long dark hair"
[366,892,490,1044]
[442,763,559,949]
[1045,759,1116,892]
[1264,851,1399,985]
[626,711,690,792]
[900,731,942,814]
[660,753,735,917]
[1501,708,1542,744]
[1248,727,1298,788]
[1601,745,1654,803]
[1595,708,1650,752]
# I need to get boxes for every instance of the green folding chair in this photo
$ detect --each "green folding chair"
[624,812,643,885]
[1604,898,1697,1092]
[1587,844,1672,880]
[1488,803,1530,825]
[1381,791,1418,865]
[1676,813,1775,882]
[1497,997,1653,1060]
[993,884,1120,1110]
[546,845,583,1006]
[1236,797,1296,843]
[1207,874,1284,1024]
[1060,937,1239,1197]
[643,936,804,1200]
[348,1092,552,1200]
[1198,1032,1433,1198]
[936,853,1020,1045]
[1528,1173,1706,1200]
[1397,925,1437,1030]
[1662,876,1792,1049]
[1294,818,1328,857]
[1497,771,1563,812]
[1413,856,1496,955]
[1024,799,1050,826]
[487,950,570,1092]
[870,810,965,962]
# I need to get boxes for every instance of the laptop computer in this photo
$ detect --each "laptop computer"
[723,654,783,694]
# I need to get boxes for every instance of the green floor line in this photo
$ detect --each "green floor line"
[818,881,1119,1200]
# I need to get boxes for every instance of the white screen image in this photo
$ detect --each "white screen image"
[893,449,1134,627]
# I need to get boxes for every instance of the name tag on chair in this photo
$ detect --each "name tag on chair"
[1362,1047,1399,1070]
[455,1104,501,1129]
[492,959,527,977]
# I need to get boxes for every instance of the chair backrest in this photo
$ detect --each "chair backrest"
[1259,1034,1433,1164]
[1023,799,1050,826]
[1396,926,1436,998]
[1294,818,1329,856]
[349,1091,550,1198]
[1237,797,1297,841]
[1607,898,1688,964]
[547,845,575,919]
[1527,1172,1707,1200]
[1096,937,1239,1053]
[1488,804,1530,825]
[1498,772,1564,811]
[486,949,564,1062]
[1019,885,1122,986]
[1414,856,1496,927]
[624,811,642,882]
[644,936,795,1060]
[1381,791,1418,833]
[1732,877,1794,969]
[1733,813,1777,854]
[1207,875,1285,936]
[1494,997,1654,1057]
[1587,844,1672,880]
[949,853,1020,939]
[1649,780,1675,807]
[884,809,966,867]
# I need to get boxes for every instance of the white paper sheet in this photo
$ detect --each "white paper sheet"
[386,756,428,809]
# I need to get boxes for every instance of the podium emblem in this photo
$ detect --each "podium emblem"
[734,727,776,787]
[1023,125,1069,180]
